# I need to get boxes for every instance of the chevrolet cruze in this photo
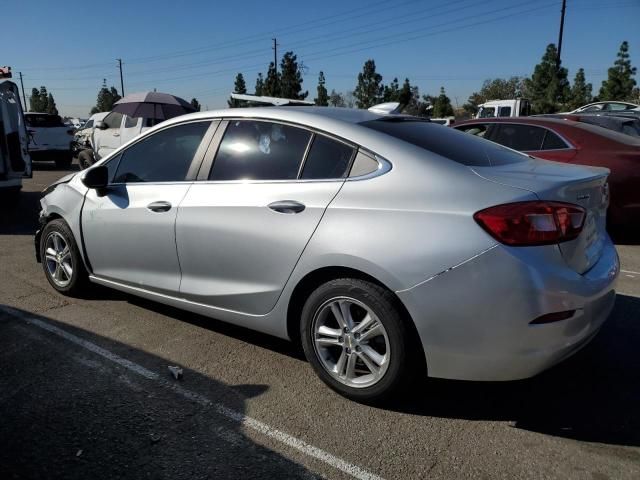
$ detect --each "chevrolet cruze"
[36,107,619,401]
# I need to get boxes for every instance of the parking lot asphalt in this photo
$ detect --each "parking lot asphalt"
[1,163,639,479]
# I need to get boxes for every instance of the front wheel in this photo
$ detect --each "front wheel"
[40,219,88,296]
[300,278,414,402]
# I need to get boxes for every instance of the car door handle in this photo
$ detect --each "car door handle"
[268,200,306,214]
[147,201,172,213]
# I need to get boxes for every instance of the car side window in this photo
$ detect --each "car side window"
[541,130,568,150]
[492,124,546,151]
[113,121,210,183]
[84,120,93,129]
[498,106,511,117]
[457,124,491,138]
[103,112,123,129]
[209,120,312,181]
[124,115,138,128]
[300,135,355,179]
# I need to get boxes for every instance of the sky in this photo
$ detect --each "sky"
[2,0,639,118]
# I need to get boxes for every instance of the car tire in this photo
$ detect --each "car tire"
[40,219,88,296]
[55,154,73,169]
[300,278,414,403]
[77,150,94,170]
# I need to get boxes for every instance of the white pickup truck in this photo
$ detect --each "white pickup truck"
[92,111,154,161]
[25,113,75,168]
[0,80,31,196]
[475,99,531,119]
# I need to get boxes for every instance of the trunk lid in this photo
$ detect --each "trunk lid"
[472,158,610,274]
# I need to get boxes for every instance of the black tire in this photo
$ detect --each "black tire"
[77,150,94,170]
[40,219,88,296]
[54,154,73,169]
[300,278,414,403]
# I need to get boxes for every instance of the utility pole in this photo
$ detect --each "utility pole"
[18,72,27,111]
[117,58,125,97]
[556,0,567,72]
[272,38,279,94]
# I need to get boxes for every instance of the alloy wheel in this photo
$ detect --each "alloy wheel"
[44,232,73,288]
[312,296,390,388]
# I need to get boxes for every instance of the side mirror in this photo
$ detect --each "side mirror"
[94,121,107,130]
[82,165,108,190]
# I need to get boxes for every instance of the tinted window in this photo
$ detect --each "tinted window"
[83,120,93,129]
[113,121,209,183]
[25,114,65,128]
[210,120,311,181]
[609,103,630,111]
[541,130,568,149]
[582,105,603,112]
[498,106,511,117]
[301,135,354,179]
[103,112,122,129]
[360,118,526,167]
[492,124,545,151]
[124,115,138,128]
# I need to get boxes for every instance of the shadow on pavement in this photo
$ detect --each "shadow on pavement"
[387,293,640,448]
[0,306,317,479]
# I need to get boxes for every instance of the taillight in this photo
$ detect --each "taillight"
[474,201,586,246]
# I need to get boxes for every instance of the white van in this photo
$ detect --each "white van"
[92,112,154,160]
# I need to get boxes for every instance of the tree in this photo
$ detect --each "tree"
[29,87,44,112]
[354,59,383,109]
[90,79,121,114]
[382,78,400,102]
[344,91,356,108]
[190,98,201,112]
[263,62,280,97]
[228,73,248,107]
[46,93,58,115]
[599,41,637,101]
[254,73,265,96]
[280,51,308,100]
[463,77,524,115]
[432,87,454,117]
[566,68,592,110]
[524,44,570,114]
[314,71,329,106]
[398,78,413,106]
[328,89,345,107]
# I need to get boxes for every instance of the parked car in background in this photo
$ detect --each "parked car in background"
[25,113,74,168]
[92,111,154,161]
[475,99,531,118]
[454,117,640,229]
[36,106,618,401]
[72,112,108,168]
[0,80,31,196]
[569,101,639,114]
[539,113,640,137]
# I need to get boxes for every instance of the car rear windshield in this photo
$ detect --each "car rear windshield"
[25,114,65,128]
[360,118,527,166]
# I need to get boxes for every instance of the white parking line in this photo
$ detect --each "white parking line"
[1,306,383,480]
[620,269,640,276]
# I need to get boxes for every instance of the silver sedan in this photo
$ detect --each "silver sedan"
[36,107,619,402]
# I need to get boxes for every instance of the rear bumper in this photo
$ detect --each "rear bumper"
[397,239,619,381]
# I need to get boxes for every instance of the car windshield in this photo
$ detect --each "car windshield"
[360,118,527,166]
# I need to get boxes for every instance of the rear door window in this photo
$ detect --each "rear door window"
[300,135,355,179]
[491,124,546,151]
[209,120,311,181]
[498,106,511,117]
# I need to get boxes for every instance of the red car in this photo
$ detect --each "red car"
[453,117,640,229]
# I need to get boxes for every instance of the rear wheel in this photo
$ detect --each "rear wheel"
[300,278,413,402]
[40,219,88,296]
